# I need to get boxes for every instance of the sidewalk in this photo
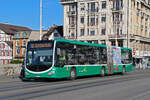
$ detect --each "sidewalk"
[0,75,20,83]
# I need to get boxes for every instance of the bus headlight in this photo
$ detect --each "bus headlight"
[25,72,29,75]
[48,71,55,75]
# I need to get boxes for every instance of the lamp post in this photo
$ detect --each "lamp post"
[40,0,42,40]
[127,0,129,48]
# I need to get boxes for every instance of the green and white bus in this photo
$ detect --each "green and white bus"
[23,39,133,80]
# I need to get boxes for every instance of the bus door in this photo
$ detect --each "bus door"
[107,46,113,75]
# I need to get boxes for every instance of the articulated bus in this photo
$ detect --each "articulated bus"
[22,39,133,80]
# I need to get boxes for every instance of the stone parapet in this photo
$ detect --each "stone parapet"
[0,64,22,76]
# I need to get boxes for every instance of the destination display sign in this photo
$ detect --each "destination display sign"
[29,42,52,49]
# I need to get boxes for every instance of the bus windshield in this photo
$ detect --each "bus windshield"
[26,49,53,66]
[26,41,54,72]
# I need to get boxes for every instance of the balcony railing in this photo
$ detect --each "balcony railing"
[67,11,76,16]
[111,7,123,12]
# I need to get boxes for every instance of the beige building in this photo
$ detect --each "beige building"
[60,0,150,59]
[29,30,48,41]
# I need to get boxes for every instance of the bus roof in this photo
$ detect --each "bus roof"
[28,39,132,50]
[55,39,107,48]
[55,39,132,50]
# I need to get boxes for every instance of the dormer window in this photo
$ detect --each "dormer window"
[54,33,60,37]
[16,32,20,37]
[23,32,27,38]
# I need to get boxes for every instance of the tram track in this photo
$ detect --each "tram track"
[0,71,150,100]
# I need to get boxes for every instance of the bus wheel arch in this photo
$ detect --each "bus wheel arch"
[70,67,76,80]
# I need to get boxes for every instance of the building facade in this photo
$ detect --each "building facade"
[60,0,150,63]
[13,30,31,60]
[0,29,13,65]
[42,25,63,40]
[0,23,31,64]
[29,30,48,41]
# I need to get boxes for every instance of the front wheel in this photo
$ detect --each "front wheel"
[70,68,76,80]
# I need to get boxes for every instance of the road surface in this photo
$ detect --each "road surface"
[0,70,150,100]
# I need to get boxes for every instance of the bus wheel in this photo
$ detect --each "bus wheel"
[70,68,76,80]
[122,67,126,75]
[101,67,105,77]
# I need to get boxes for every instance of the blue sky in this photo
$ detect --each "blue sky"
[0,0,63,30]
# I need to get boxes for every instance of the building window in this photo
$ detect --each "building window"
[101,16,106,22]
[121,0,123,8]
[91,2,95,12]
[22,48,26,56]
[111,41,116,46]
[16,40,20,46]
[3,44,5,48]
[120,14,123,21]
[3,51,5,56]
[81,7,85,11]
[80,29,85,36]
[71,33,75,38]
[54,33,60,37]
[91,18,95,23]
[102,1,106,9]
[7,51,10,56]
[87,29,89,35]
[81,17,84,24]
[118,40,123,47]
[10,36,12,40]
[120,29,122,35]
[16,32,20,37]
[16,47,21,55]
[91,18,95,25]
[117,28,119,35]
[101,28,106,35]
[90,31,95,36]
[0,60,2,65]
[7,60,10,64]
[23,40,26,46]
[69,5,76,12]
[3,60,5,64]
[23,32,27,38]
[96,18,98,25]
[1,44,3,48]
[80,3,85,11]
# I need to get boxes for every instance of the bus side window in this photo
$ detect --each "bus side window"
[99,47,107,64]
[77,45,86,65]
[121,49,132,64]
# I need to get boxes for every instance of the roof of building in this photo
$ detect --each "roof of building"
[42,25,63,40]
[0,23,32,35]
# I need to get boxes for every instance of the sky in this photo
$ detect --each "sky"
[0,0,63,30]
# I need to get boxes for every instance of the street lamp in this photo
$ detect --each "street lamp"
[40,0,42,40]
